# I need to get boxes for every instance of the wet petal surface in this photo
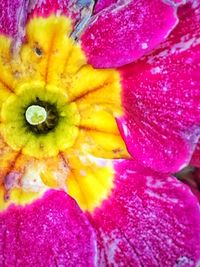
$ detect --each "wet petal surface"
[28,0,86,27]
[0,0,28,37]
[88,160,200,266]
[81,0,178,68]
[118,1,200,172]
[0,190,96,266]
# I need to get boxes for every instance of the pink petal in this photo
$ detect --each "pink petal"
[28,0,91,27]
[0,190,96,266]
[88,160,200,266]
[30,0,76,21]
[0,0,28,37]
[191,140,200,167]
[80,0,178,68]
[94,0,186,14]
[117,1,200,173]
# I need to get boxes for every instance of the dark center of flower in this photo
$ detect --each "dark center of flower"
[25,99,59,134]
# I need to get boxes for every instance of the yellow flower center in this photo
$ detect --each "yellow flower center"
[0,16,129,212]
[1,81,79,158]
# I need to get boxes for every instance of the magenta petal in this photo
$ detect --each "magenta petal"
[94,0,185,14]
[191,140,200,167]
[80,0,178,68]
[88,160,200,266]
[0,0,28,37]
[0,190,96,266]
[118,1,200,173]
[28,0,82,26]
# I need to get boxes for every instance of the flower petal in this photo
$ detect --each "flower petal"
[94,0,186,14]
[62,151,116,212]
[80,0,178,68]
[0,152,71,210]
[0,190,96,266]
[69,65,129,159]
[0,0,28,37]
[118,1,200,172]
[28,0,94,28]
[88,160,200,266]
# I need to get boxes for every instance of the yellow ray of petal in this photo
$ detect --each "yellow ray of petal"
[0,154,69,210]
[63,151,115,212]
[66,65,119,103]
[0,136,20,183]
[77,104,120,133]
[0,84,12,111]
[0,187,40,210]
[75,103,129,158]
[0,150,33,210]
[0,36,15,91]
[75,80,122,115]
[74,129,129,159]
[40,154,69,189]
[13,16,73,87]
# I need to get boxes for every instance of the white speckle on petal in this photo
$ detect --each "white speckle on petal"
[163,86,168,92]
[150,66,161,74]
[141,42,148,49]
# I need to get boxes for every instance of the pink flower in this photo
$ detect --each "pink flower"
[0,0,200,266]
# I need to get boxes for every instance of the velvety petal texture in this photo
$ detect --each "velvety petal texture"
[81,0,178,68]
[118,1,200,172]
[0,190,96,266]
[88,160,200,266]
[0,0,27,37]
[29,0,75,19]
[94,0,186,14]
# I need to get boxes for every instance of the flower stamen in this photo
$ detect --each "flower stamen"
[25,105,47,126]
[25,100,59,134]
